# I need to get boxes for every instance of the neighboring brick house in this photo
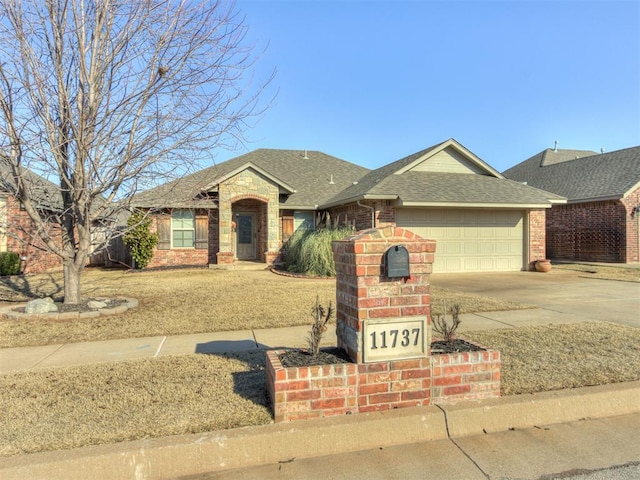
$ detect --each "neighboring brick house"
[132,139,565,272]
[0,167,63,274]
[503,146,640,263]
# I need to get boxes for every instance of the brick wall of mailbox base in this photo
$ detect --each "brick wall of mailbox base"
[266,347,500,422]
[430,347,501,404]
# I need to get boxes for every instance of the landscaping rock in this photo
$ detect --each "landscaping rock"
[25,298,59,314]
[87,300,108,310]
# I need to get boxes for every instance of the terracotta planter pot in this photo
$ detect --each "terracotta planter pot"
[535,259,552,272]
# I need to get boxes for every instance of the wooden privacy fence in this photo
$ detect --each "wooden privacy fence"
[89,227,132,268]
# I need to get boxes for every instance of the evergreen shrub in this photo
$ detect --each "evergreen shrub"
[0,252,21,276]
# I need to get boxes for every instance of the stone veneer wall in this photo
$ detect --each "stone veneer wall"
[217,170,280,264]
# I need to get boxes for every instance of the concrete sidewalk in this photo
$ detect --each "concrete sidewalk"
[0,307,585,374]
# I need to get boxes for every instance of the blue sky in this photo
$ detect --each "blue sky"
[221,0,640,172]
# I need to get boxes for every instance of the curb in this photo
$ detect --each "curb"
[1,381,639,479]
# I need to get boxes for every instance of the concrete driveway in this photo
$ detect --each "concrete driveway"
[430,269,640,329]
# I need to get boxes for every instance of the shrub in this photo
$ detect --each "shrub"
[307,296,334,356]
[432,301,461,343]
[283,227,353,276]
[123,211,158,269]
[0,252,21,275]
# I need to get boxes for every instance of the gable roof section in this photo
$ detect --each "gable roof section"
[132,149,370,209]
[323,139,563,209]
[393,138,503,177]
[200,162,296,194]
[0,163,63,211]
[503,146,640,202]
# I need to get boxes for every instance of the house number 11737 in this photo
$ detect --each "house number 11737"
[369,328,421,349]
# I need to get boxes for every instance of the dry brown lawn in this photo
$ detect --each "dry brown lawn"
[1,265,638,458]
[0,267,533,348]
[465,322,640,395]
[552,263,640,282]
[1,321,638,457]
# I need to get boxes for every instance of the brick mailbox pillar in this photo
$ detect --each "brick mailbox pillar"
[332,226,436,412]
[267,225,499,421]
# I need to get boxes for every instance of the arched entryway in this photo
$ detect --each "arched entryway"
[231,198,267,262]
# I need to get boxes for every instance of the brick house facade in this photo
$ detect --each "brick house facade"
[504,146,640,264]
[133,140,562,272]
[0,195,62,274]
[546,190,640,263]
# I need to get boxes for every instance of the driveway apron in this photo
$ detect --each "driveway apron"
[431,269,640,328]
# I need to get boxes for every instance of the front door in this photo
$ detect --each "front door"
[236,213,256,260]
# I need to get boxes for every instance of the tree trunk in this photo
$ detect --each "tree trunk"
[63,262,83,305]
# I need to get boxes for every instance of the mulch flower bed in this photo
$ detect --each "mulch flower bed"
[278,339,486,367]
[430,339,486,354]
[279,347,352,367]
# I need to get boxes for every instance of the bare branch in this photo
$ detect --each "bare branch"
[0,0,273,303]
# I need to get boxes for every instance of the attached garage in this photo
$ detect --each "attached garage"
[396,208,525,273]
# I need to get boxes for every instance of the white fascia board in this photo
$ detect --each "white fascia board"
[280,205,318,210]
[396,201,553,209]
[566,195,623,204]
[320,194,398,209]
[362,194,398,200]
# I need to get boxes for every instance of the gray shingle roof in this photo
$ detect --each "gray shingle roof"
[323,140,563,208]
[366,172,564,205]
[0,163,63,211]
[133,140,566,211]
[132,149,370,209]
[503,146,640,202]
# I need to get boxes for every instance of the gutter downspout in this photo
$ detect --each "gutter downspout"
[357,201,376,229]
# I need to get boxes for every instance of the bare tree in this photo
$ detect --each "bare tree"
[0,0,271,304]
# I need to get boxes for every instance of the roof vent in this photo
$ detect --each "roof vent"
[553,140,558,152]
[303,150,309,160]
[329,174,335,185]
[600,148,605,154]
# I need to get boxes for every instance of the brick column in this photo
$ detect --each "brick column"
[332,226,436,412]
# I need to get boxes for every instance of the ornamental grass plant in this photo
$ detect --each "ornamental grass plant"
[283,227,353,276]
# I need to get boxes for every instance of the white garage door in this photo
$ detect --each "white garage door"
[396,209,524,273]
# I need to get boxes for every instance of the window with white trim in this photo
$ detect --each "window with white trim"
[171,209,195,248]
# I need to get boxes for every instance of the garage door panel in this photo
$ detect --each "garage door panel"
[396,208,524,273]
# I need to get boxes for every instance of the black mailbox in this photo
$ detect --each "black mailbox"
[384,245,410,278]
